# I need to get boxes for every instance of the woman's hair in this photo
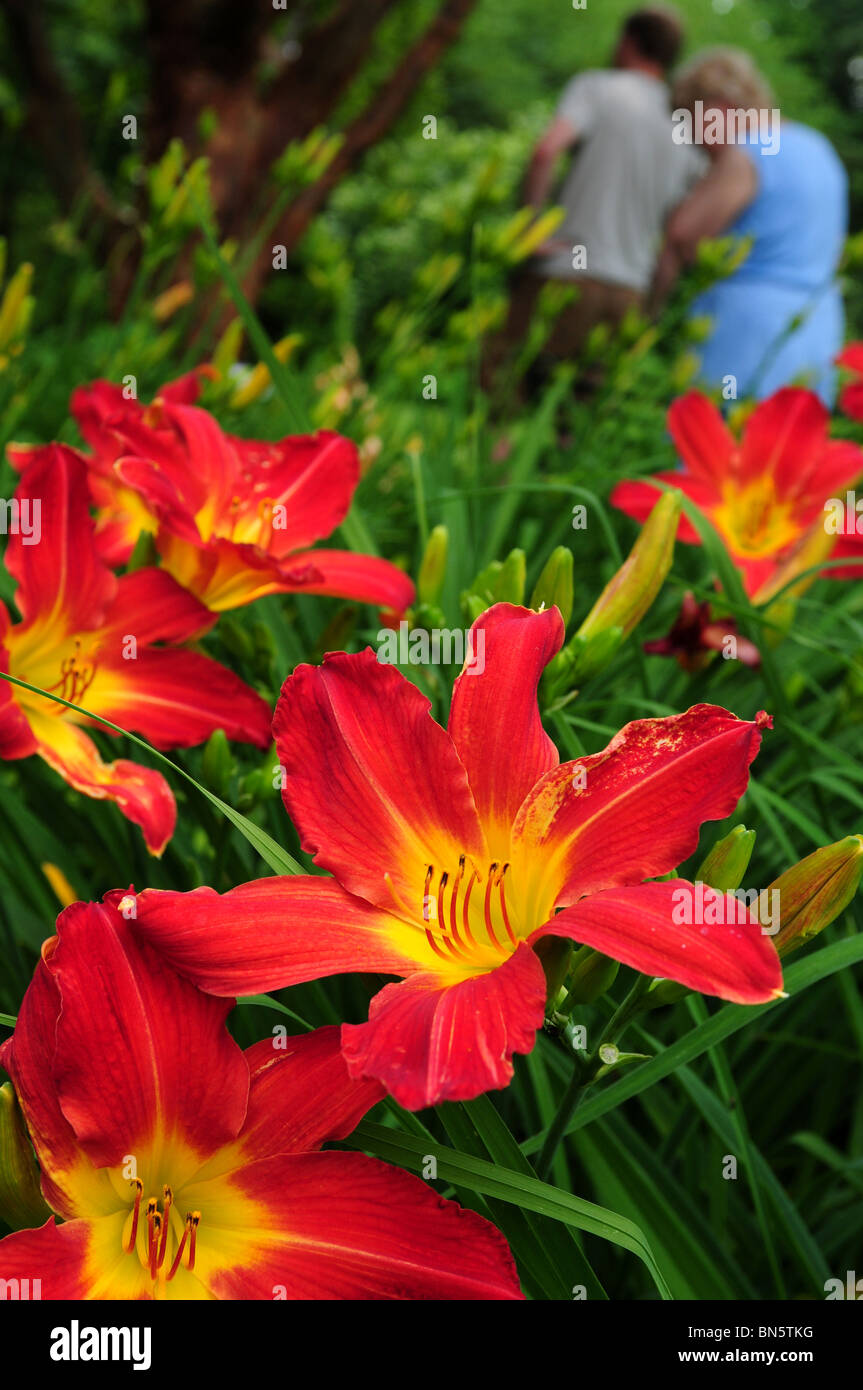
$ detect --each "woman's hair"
[672,47,773,113]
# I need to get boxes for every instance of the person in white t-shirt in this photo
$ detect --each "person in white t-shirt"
[485,7,699,390]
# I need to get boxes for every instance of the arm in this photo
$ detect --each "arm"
[523,115,579,209]
[650,148,758,313]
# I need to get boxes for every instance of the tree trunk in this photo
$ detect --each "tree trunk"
[239,0,480,304]
[3,0,478,311]
[144,0,403,240]
[0,0,124,227]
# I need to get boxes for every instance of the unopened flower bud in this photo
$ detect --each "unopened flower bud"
[0,1082,50,1231]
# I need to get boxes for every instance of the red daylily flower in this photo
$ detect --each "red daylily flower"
[126,604,783,1111]
[10,370,210,568]
[59,375,414,618]
[611,389,863,602]
[836,343,863,422]
[0,447,272,853]
[0,901,522,1299]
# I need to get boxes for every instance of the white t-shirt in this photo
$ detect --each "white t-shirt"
[534,69,704,292]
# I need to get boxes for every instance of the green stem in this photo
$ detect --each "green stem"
[597,971,656,1047]
[537,973,653,1179]
[535,1053,587,1181]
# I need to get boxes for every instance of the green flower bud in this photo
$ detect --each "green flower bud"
[418,525,449,607]
[770,836,863,958]
[0,1083,50,1231]
[578,490,681,646]
[530,546,574,626]
[695,825,756,893]
[542,627,624,699]
[201,729,233,799]
[534,937,573,1007]
[468,549,526,609]
[562,945,620,1008]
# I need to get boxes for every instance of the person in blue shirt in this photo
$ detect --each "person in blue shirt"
[652,47,848,406]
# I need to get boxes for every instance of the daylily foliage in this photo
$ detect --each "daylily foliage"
[2,348,862,1305]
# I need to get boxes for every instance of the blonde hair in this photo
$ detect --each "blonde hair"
[672,47,773,113]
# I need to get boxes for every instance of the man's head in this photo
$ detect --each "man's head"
[615,7,684,75]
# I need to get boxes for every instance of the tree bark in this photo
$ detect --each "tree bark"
[0,0,123,225]
[239,0,479,304]
[144,0,403,240]
[3,0,478,311]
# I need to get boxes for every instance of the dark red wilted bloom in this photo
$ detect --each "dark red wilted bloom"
[644,592,761,671]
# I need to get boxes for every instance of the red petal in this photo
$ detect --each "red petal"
[0,1218,91,1299]
[740,388,829,492]
[71,370,204,466]
[341,944,546,1109]
[26,715,176,855]
[7,441,45,474]
[155,533,290,612]
[126,877,417,994]
[229,430,359,555]
[101,568,215,644]
[668,392,737,485]
[512,704,769,913]
[738,555,781,602]
[279,548,415,613]
[540,879,782,1003]
[237,1027,385,1160]
[839,380,863,422]
[6,446,115,635]
[610,476,705,545]
[105,405,220,536]
[827,531,863,578]
[161,402,238,527]
[794,440,863,520]
[448,604,563,855]
[86,646,272,751]
[194,1151,523,1300]
[0,1212,161,1299]
[93,514,142,568]
[274,649,487,919]
[0,641,36,759]
[837,343,863,375]
[0,953,116,1219]
[113,452,202,543]
[158,367,210,404]
[71,379,132,459]
[49,901,249,1170]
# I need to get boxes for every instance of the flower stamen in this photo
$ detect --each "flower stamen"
[123,1178,144,1253]
[188,1212,200,1272]
[497,863,517,946]
[166,1215,192,1282]
[156,1185,173,1270]
[149,1211,162,1282]
[420,858,517,962]
[484,863,505,949]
